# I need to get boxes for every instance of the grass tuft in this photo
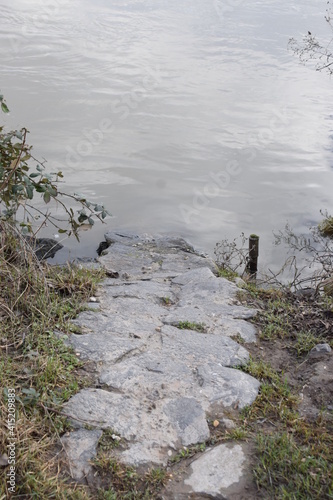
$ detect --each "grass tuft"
[176,321,207,333]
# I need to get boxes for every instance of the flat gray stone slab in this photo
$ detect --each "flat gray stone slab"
[184,443,248,495]
[101,280,175,304]
[61,428,102,482]
[160,325,249,367]
[163,397,210,446]
[174,267,238,305]
[219,318,258,343]
[64,389,209,465]
[62,232,259,469]
[69,331,148,363]
[100,231,219,279]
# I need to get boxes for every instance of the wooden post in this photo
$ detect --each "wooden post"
[247,234,259,276]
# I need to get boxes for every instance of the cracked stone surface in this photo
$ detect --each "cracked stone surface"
[62,231,260,478]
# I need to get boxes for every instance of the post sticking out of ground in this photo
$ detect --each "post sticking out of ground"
[247,234,259,276]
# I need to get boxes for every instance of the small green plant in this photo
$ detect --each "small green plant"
[227,427,248,440]
[145,467,168,487]
[260,322,287,341]
[169,443,206,464]
[97,489,117,500]
[239,358,298,422]
[176,321,207,333]
[294,330,323,356]
[217,267,238,280]
[98,429,122,451]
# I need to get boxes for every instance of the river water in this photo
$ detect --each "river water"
[1,0,333,269]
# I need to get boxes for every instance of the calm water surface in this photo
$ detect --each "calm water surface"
[1,0,333,269]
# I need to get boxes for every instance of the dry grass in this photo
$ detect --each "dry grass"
[0,221,104,498]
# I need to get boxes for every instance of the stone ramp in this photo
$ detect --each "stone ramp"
[61,231,260,497]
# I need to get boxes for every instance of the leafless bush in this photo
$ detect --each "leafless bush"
[288,2,333,76]
[214,217,333,294]
[214,233,249,277]
[272,218,333,292]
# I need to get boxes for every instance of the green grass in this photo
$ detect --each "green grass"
[161,296,172,306]
[238,357,332,499]
[254,432,333,499]
[217,267,239,281]
[227,427,248,441]
[237,284,333,356]
[239,358,299,423]
[169,443,206,464]
[176,321,207,333]
[294,330,322,356]
[93,454,170,499]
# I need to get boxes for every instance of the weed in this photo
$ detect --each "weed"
[230,333,245,345]
[214,233,249,276]
[238,284,332,356]
[294,330,323,356]
[227,427,248,441]
[98,429,122,451]
[176,321,207,333]
[97,489,117,500]
[169,443,206,464]
[93,455,170,498]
